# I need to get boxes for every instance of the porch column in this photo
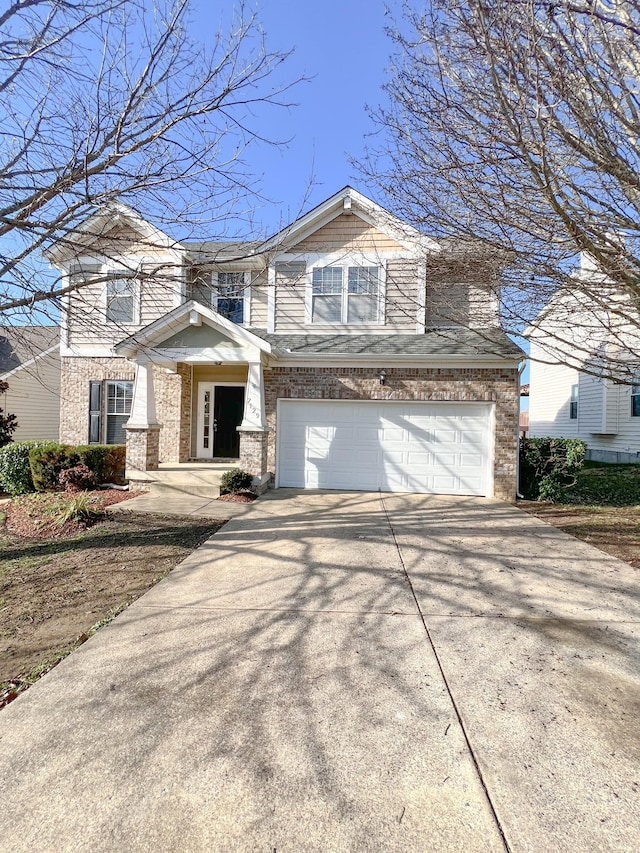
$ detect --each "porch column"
[124,357,160,473]
[239,361,267,430]
[237,360,270,490]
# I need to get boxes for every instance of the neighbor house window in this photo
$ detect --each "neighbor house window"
[106,272,136,324]
[632,377,640,416]
[106,381,133,444]
[570,384,578,419]
[311,265,381,324]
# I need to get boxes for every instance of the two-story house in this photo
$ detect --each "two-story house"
[528,249,640,463]
[46,187,523,498]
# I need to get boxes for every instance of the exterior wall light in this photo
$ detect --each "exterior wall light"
[379,369,387,386]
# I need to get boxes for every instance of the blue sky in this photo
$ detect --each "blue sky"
[191,0,393,235]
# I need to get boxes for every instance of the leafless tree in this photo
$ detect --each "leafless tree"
[362,0,640,379]
[0,0,299,324]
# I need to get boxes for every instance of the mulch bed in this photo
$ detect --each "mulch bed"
[217,490,257,503]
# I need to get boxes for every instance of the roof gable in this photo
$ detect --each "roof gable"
[0,326,60,376]
[44,202,184,264]
[257,186,439,255]
[114,300,271,357]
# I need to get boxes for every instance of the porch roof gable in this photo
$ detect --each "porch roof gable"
[113,300,272,358]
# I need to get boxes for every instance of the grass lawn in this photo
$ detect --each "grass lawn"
[519,461,640,569]
[0,491,225,708]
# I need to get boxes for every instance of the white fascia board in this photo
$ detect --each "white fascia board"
[60,343,120,358]
[44,203,186,264]
[153,345,265,364]
[257,186,440,255]
[114,300,271,357]
[0,344,60,379]
[268,352,520,369]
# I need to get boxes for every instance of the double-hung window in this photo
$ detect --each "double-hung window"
[88,380,133,445]
[106,381,133,444]
[215,271,246,324]
[570,384,579,419]
[106,271,137,324]
[311,264,381,324]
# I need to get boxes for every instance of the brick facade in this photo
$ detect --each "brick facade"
[60,357,191,461]
[263,366,520,500]
[60,358,519,500]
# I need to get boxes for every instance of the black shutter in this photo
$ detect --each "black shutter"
[88,381,102,444]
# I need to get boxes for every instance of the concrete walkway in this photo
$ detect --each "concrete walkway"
[0,491,638,852]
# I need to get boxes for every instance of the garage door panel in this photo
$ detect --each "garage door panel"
[278,400,492,496]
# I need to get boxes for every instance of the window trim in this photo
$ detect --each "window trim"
[631,375,640,417]
[569,383,579,420]
[104,379,134,444]
[99,262,140,326]
[212,270,251,326]
[305,254,386,326]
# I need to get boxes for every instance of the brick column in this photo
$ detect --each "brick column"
[125,425,160,473]
[238,429,270,493]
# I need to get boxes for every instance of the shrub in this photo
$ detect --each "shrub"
[76,445,126,484]
[0,440,52,495]
[29,442,79,492]
[58,464,96,492]
[519,437,587,502]
[220,469,254,494]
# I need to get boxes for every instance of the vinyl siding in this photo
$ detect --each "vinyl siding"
[250,269,268,328]
[1,350,60,440]
[385,259,419,329]
[292,213,405,253]
[274,262,306,331]
[528,342,579,438]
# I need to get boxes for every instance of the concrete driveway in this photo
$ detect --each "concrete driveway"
[0,491,638,852]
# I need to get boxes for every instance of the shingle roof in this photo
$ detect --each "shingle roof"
[253,327,524,359]
[0,326,59,375]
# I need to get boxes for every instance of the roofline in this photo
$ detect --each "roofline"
[114,300,271,357]
[255,186,440,254]
[269,351,522,367]
[0,343,60,380]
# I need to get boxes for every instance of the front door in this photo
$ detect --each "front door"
[196,384,245,458]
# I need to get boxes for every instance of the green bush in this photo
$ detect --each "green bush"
[28,443,127,492]
[220,469,254,494]
[0,440,52,495]
[29,442,79,492]
[76,445,126,485]
[519,437,587,502]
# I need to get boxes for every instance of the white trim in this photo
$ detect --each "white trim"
[113,300,271,357]
[102,263,141,327]
[258,187,439,254]
[195,381,245,458]
[416,259,427,334]
[305,254,387,327]
[0,343,60,380]
[267,265,276,333]
[268,353,521,368]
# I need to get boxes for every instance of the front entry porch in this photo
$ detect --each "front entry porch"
[126,461,241,498]
[114,300,273,491]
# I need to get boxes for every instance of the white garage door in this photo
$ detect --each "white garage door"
[277,400,493,496]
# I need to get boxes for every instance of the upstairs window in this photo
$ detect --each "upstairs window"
[106,272,137,324]
[215,271,246,324]
[189,271,249,324]
[311,264,381,324]
[570,384,579,419]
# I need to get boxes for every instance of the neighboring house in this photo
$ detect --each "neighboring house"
[529,251,640,463]
[45,187,523,498]
[0,326,60,441]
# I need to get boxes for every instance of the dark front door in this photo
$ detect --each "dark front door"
[213,386,244,458]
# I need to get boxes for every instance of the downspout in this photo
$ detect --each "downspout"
[516,360,526,499]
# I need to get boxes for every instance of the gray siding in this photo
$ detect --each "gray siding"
[1,351,60,440]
